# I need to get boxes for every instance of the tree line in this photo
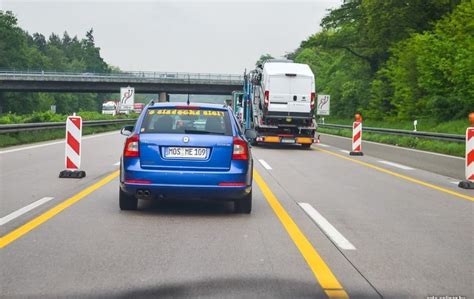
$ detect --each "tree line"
[283,0,473,122]
[0,11,111,114]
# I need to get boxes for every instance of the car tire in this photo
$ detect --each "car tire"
[235,190,252,214]
[119,188,138,210]
[301,143,312,149]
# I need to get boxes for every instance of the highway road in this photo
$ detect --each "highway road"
[0,131,472,299]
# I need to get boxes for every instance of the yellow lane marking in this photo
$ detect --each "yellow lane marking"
[254,170,349,299]
[0,171,119,249]
[313,148,473,202]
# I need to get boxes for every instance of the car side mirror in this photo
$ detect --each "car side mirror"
[120,125,134,136]
[244,129,257,140]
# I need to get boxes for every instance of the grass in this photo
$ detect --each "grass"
[0,124,125,148]
[317,127,465,157]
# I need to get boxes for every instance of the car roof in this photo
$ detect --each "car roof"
[263,62,314,77]
[148,102,229,111]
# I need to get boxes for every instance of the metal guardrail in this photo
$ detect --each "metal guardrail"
[0,119,136,134]
[318,123,465,142]
[0,70,244,85]
[1,120,464,142]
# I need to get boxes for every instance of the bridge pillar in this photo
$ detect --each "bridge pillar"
[159,92,168,102]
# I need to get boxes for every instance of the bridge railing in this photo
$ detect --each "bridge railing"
[0,70,244,85]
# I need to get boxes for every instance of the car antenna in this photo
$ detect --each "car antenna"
[186,73,191,105]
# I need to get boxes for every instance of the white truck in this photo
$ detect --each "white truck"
[237,60,317,148]
[101,101,118,116]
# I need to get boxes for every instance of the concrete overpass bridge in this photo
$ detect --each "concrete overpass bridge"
[0,70,244,96]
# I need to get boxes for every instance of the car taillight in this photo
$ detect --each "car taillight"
[124,134,140,157]
[264,90,269,108]
[232,137,248,160]
[310,92,316,110]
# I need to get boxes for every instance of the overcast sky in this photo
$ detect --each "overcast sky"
[1,0,340,74]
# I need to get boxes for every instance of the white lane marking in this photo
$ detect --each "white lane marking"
[0,140,65,154]
[378,160,414,170]
[298,203,356,250]
[258,159,272,170]
[339,150,350,154]
[317,144,330,148]
[319,133,464,160]
[114,161,120,166]
[0,197,54,226]
[83,131,120,140]
[450,181,460,185]
[0,131,120,155]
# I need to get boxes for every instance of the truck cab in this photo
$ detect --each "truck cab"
[102,101,118,116]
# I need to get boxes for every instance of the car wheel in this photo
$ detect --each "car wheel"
[119,188,138,210]
[301,143,312,149]
[235,190,252,214]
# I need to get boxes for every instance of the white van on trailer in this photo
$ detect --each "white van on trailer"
[260,61,315,117]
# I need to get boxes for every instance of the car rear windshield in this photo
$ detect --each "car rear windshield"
[140,108,232,136]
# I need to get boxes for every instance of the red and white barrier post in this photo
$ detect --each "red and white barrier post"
[459,112,474,189]
[59,114,86,178]
[350,113,364,156]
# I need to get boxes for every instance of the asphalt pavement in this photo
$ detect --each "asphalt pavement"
[0,131,472,299]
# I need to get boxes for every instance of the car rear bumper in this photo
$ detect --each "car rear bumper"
[120,158,252,200]
[120,182,251,200]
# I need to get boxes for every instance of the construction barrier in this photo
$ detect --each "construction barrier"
[350,121,363,156]
[459,126,474,189]
[59,115,86,178]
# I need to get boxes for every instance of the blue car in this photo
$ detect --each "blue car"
[119,102,255,213]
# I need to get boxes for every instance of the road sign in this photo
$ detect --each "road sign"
[317,95,330,115]
[120,87,135,110]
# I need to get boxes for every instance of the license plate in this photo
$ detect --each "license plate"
[165,147,208,159]
[281,138,295,144]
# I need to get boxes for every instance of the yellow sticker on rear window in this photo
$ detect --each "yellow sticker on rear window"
[203,110,224,117]
[151,109,224,117]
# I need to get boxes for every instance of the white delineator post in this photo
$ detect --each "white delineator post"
[459,127,474,189]
[59,115,86,178]
[349,121,363,156]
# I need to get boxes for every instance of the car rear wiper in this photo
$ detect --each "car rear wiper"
[184,129,225,135]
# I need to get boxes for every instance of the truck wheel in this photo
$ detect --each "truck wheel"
[120,188,138,210]
[301,143,312,149]
[235,191,252,214]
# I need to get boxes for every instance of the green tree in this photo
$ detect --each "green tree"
[256,53,274,66]
[381,1,474,120]
[0,11,113,115]
[288,0,468,121]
